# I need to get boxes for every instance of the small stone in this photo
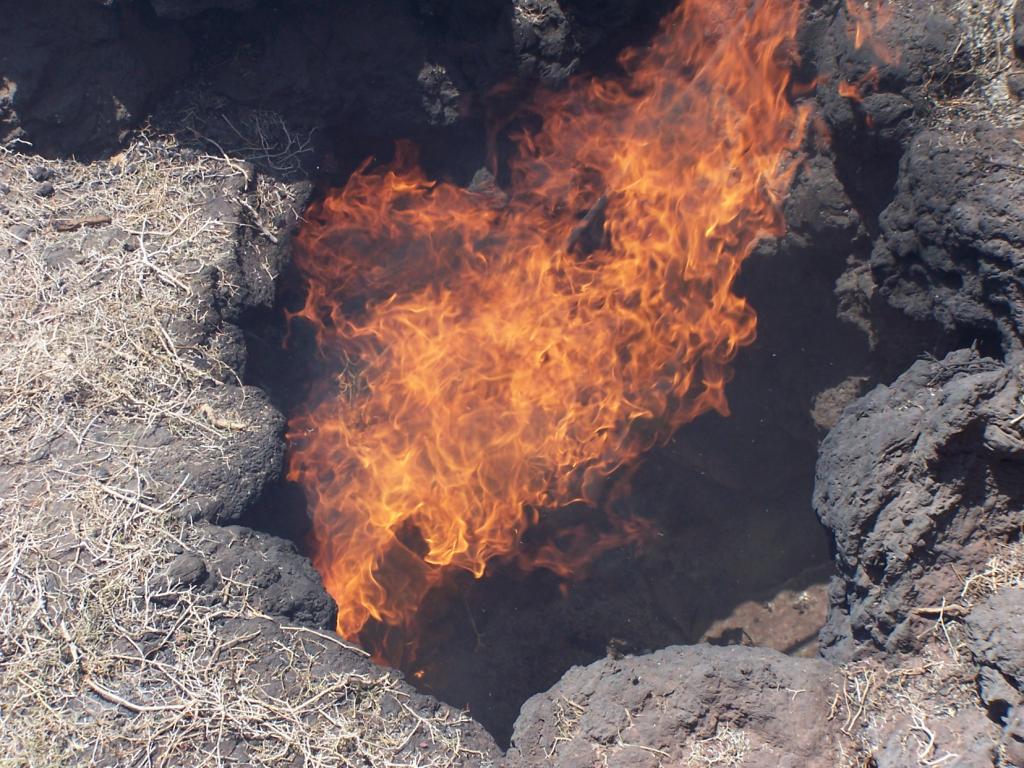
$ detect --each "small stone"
[1008,72,1024,100]
[166,318,205,346]
[34,182,55,198]
[29,165,54,182]
[0,182,10,195]
[418,741,429,749]
[9,224,32,242]
[163,553,208,587]
[42,245,76,269]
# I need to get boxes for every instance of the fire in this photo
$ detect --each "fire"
[845,0,898,65]
[839,1,899,107]
[838,66,881,103]
[287,0,811,654]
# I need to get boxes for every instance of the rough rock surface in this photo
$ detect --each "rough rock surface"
[966,588,1024,712]
[3,0,667,159]
[966,589,1024,765]
[815,349,1024,660]
[807,0,976,218]
[1016,0,1024,59]
[871,125,1024,351]
[506,645,842,768]
[0,0,188,157]
[505,639,1001,767]
[175,523,338,629]
[966,588,1024,689]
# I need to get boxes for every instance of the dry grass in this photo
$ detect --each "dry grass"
[830,647,980,767]
[0,137,241,461]
[0,114,489,766]
[935,0,1024,127]
[685,724,751,767]
[960,537,1024,604]
[827,538,1024,768]
[546,696,585,758]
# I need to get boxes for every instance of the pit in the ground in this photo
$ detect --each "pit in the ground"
[241,131,874,745]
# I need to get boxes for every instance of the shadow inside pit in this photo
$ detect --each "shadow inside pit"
[240,181,878,745]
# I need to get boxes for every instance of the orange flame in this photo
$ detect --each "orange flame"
[845,0,898,65]
[838,65,881,103]
[287,0,811,651]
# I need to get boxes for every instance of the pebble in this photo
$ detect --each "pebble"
[1008,72,1024,101]
[42,245,77,269]
[35,181,55,198]
[29,165,55,182]
[163,553,208,587]
[9,224,33,243]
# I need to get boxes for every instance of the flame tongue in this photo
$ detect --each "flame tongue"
[288,0,811,649]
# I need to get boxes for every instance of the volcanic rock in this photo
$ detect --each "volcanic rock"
[965,588,1024,695]
[807,0,979,227]
[871,125,1024,351]
[812,0,973,138]
[1009,72,1024,100]
[196,524,336,629]
[1015,0,1024,60]
[0,0,189,157]
[511,0,579,84]
[964,588,1024,768]
[28,165,53,182]
[162,552,209,587]
[1005,707,1024,766]
[506,644,839,767]
[815,349,1024,660]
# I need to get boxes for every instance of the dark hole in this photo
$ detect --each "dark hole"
[987,698,1011,726]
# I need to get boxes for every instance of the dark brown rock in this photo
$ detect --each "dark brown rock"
[1015,0,1024,60]
[1009,72,1024,100]
[0,0,189,158]
[966,588,1024,691]
[506,645,840,767]
[815,350,1024,660]
[163,552,209,587]
[871,125,1024,351]
[812,0,973,144]
[196,524,336,629]
[1004,706,1024,766]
